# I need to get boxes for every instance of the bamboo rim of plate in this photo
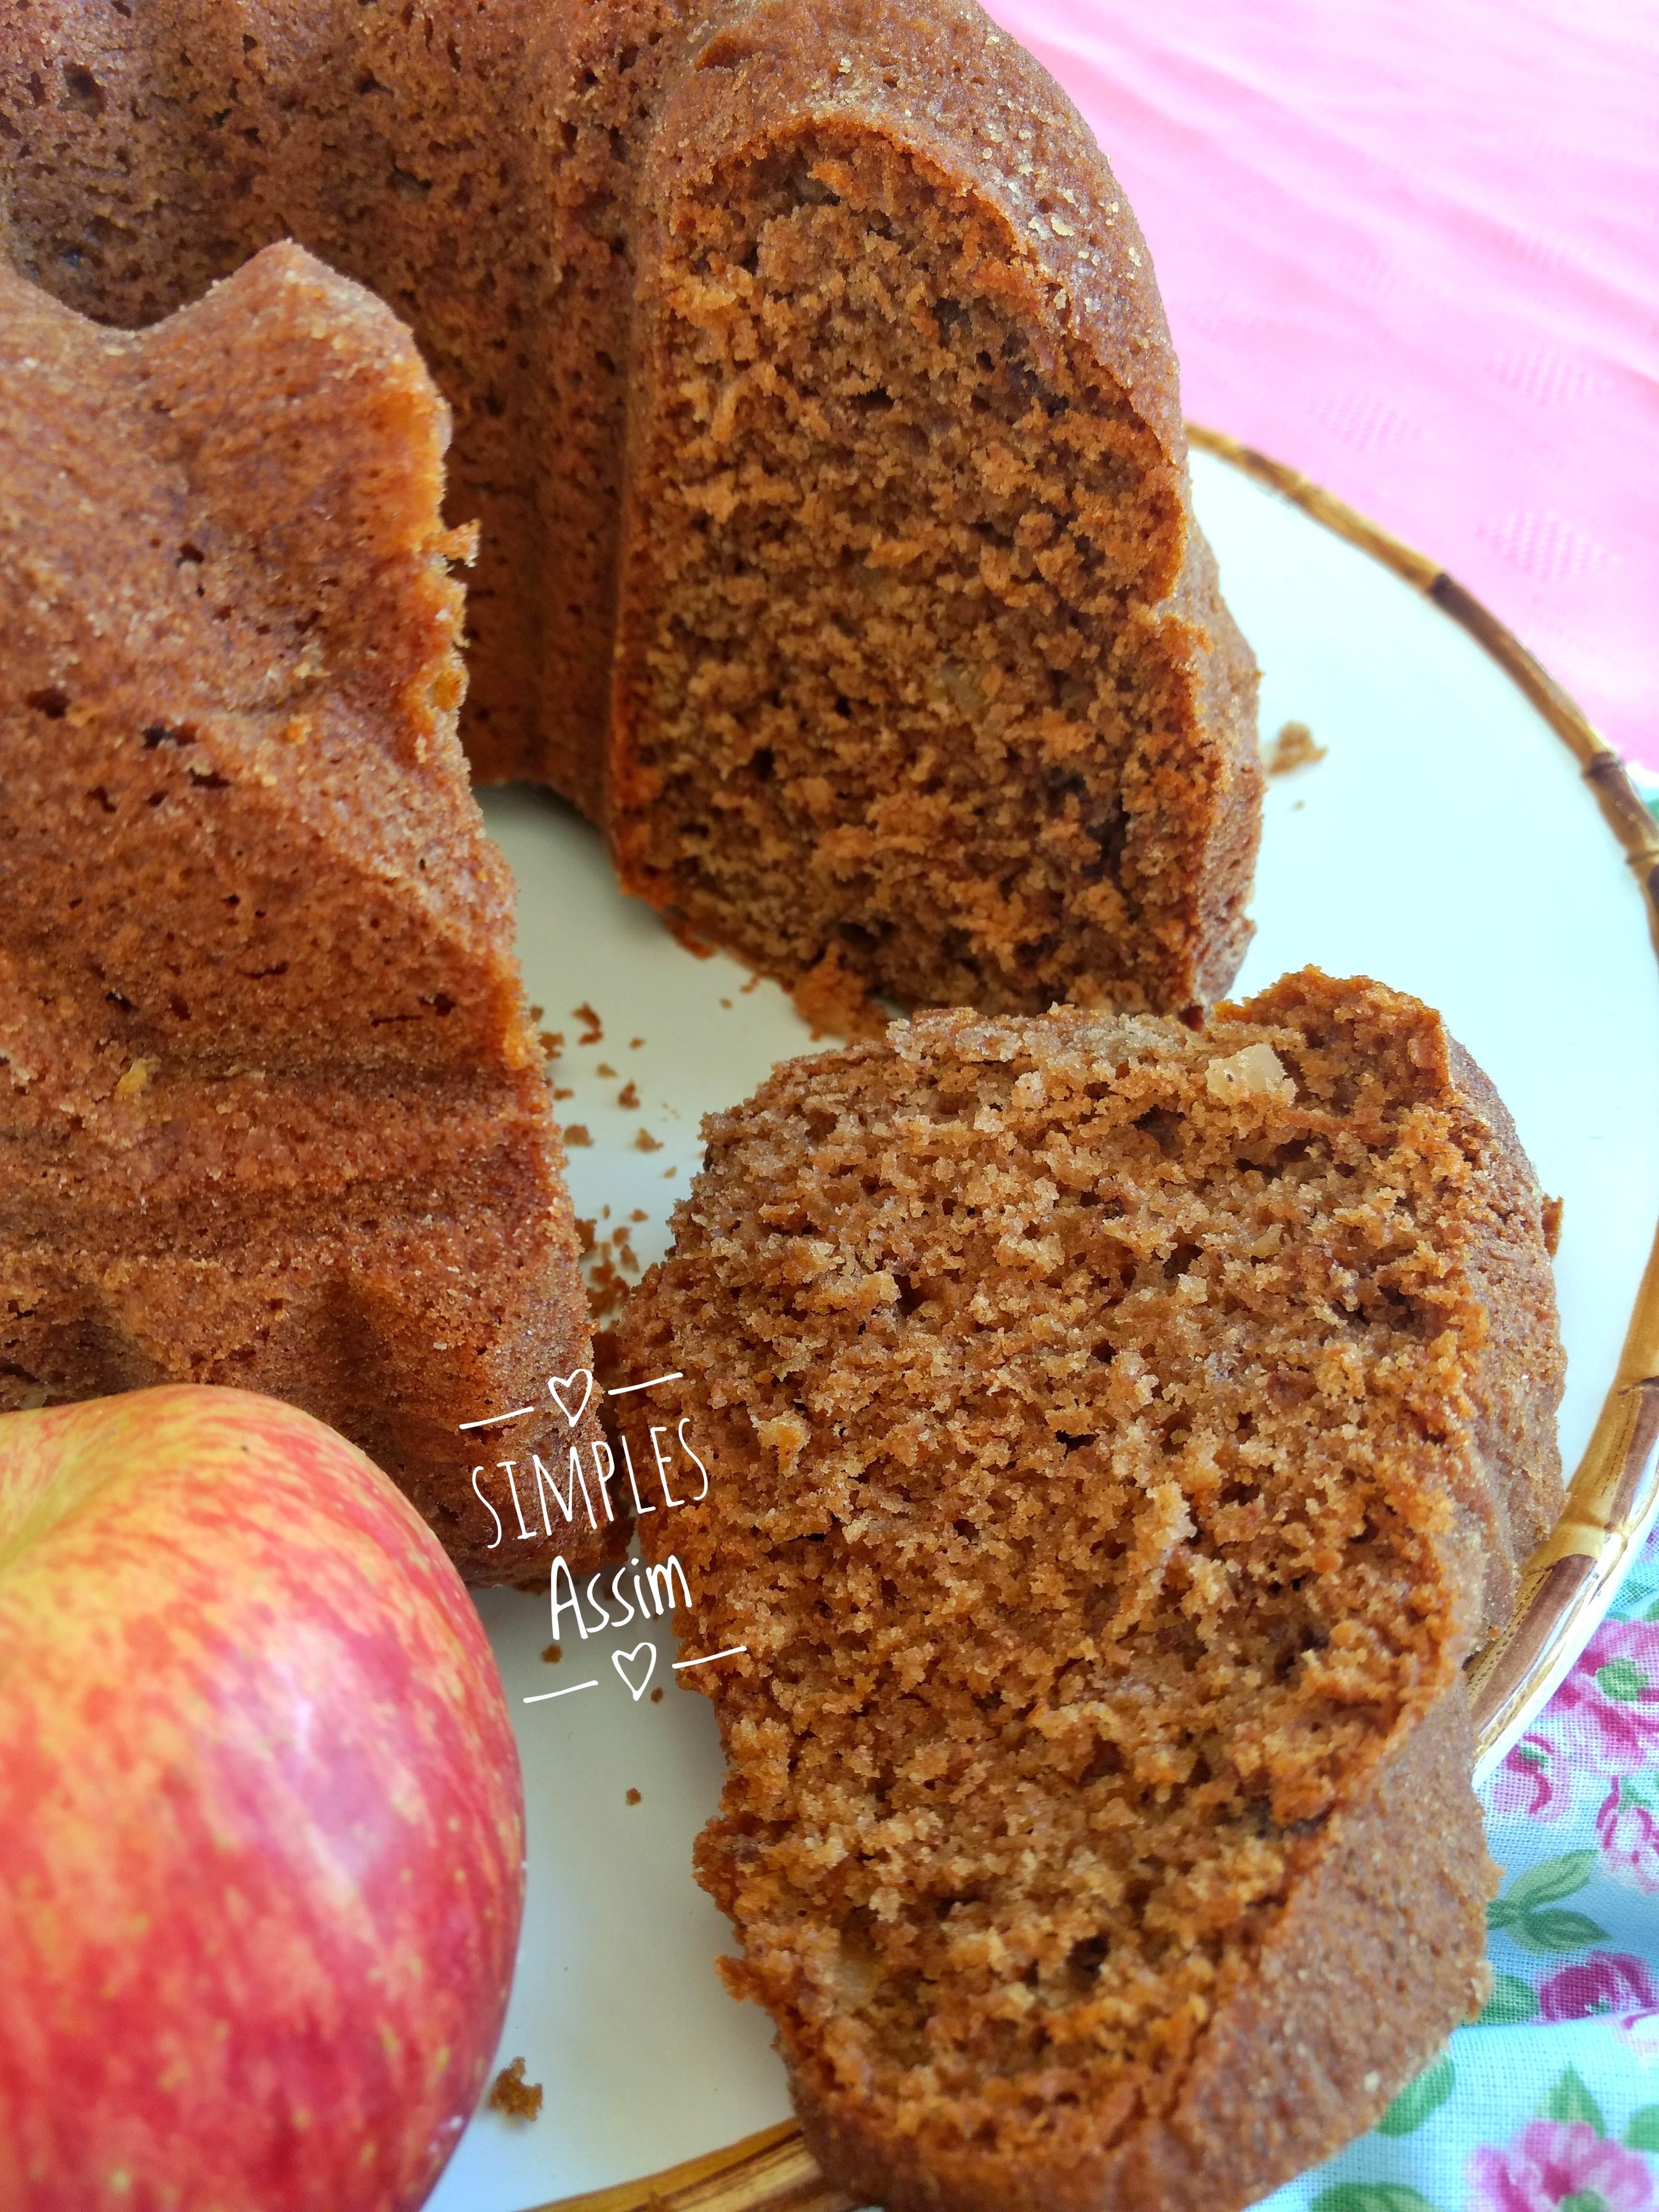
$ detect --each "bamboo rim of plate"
[525,428,1659,2212]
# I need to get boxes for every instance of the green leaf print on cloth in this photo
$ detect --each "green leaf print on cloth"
[1377,2055,1457,2137]
[1539,2066,1609,2134]
[1490,1854,1612,1956]
[1599,1658,1653,1704]
[1480,1973,1543,2025]
[1310,2186,1443,2212]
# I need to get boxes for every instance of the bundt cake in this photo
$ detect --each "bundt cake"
[0,0,1260,1024]
[0,243,608,1588]
[618,969,1566,2212]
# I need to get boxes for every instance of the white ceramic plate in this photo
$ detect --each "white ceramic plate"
[423,446,1659,2212]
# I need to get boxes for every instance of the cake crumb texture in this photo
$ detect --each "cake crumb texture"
[616,46,1260,1016]
[620,969,1564,2212]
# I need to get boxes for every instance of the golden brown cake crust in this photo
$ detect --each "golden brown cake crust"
[0,246,608,1586]
[1,0,1260,1022]
[618,970,1563,2212]
[799,1687,1494,2212]
[1236,971,1567,1633]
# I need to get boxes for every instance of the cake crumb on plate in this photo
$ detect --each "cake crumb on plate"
[488,2059,543,2122]
[1265,719,1326,774]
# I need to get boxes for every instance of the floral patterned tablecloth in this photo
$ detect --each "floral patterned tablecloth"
[1257,1514,1659,2212]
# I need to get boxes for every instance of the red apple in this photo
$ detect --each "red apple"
[0,1385,524,2211]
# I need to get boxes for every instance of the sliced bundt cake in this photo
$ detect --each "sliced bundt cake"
[618,969,1565,2211]
[0,0,1259,1023]
[0,244,608,1587]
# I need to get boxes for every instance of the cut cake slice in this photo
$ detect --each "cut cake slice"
[611,0,1261,1024]
[0,0,1263,1028]
[619,968,1565,2211]
[0,243,608,1587]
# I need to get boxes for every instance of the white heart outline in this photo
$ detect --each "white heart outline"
[612,1642,657,1702]
[548,1369,595,1430]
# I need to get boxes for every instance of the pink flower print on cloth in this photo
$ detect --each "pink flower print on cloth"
[1552,1623,1659,1775]
[1538,1950,1658,2021]
[1468,2118,1656,2211]
[1496,1731,1575,1823]
[1599,1774,1659,1893]
[1616,2008,1659,2067]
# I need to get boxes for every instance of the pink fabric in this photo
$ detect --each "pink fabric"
[986,0,1659,772]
